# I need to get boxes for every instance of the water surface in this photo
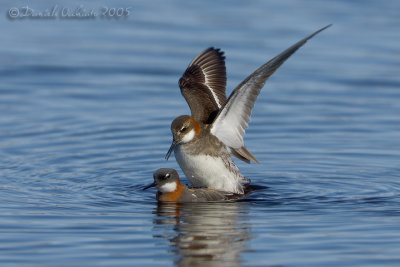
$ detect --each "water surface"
[1,0,400,266]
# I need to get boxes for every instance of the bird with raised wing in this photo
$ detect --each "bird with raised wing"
[165,25,331,194]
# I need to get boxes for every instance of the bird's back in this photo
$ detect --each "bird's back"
[180,187,245,202]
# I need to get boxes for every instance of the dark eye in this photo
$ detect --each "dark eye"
[180,127,188,133]
[165,173,170,178]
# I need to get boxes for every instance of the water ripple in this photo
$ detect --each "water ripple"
[1,0,400,266]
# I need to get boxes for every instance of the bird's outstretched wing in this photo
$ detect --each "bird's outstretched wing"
[178,47,258,163]
[179,47,227,124]
[210,25,331,150]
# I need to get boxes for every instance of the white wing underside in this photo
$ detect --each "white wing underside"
[211,25,331,149]
[211,77,259,149]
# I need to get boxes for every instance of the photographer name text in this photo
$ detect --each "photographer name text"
[7,5,132,20]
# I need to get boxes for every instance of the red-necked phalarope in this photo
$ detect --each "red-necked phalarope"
[144,168,243,202]
[165,25,331,194]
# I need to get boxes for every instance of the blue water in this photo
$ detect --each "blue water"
[1,0,400,266]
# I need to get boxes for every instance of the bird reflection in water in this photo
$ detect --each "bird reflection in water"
[153,202,251,266]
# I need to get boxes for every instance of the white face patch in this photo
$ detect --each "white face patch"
[158,181,177,193]
[181,129,195,143]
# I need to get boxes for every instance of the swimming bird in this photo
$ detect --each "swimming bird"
[165,25,331,194]
[144,168,243,203]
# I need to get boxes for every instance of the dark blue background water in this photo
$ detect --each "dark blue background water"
[1,0,399,266]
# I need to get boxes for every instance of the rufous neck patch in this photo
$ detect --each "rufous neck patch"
[189,117,202,136]
[157,179,185,202]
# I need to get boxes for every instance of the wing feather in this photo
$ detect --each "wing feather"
[179,47,227,124]
[211,25,331,148]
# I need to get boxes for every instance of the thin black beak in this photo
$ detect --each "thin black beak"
[165,140,177,160]
[143,182,156,190]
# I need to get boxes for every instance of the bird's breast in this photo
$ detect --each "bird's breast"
[174,144,245,193]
